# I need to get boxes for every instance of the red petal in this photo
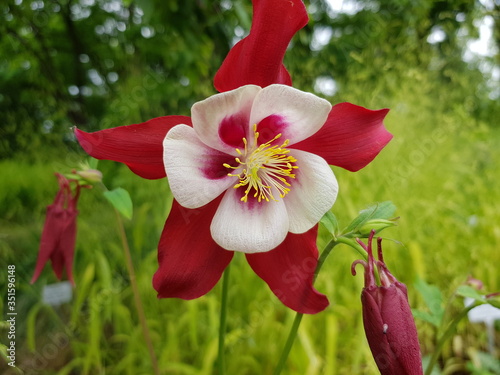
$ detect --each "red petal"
[153,198,234,299]
[380,284,423,374]
[293,103,392,172]
[74,116,192,179]
[361,287,402,375]
[214,0,308,92]
[245,226,329,314]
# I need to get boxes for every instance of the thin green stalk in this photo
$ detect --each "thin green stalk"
[274,240,341,375]
[217,265,231,375]
[424,305,477,375]
[273,313,304,375]
[335,237,368,259]
[115,211,160,375]
[315,240,340,281]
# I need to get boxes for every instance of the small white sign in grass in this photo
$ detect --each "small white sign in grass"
[42,281,73,307]
[465,297,500,355]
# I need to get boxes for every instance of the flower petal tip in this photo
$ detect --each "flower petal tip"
[214,0,308,92]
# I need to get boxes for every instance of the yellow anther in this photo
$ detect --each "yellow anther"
[225,126,298,203]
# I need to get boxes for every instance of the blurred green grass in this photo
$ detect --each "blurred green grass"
[1,77,499,374]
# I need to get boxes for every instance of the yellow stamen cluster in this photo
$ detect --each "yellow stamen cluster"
[223,125,298,202]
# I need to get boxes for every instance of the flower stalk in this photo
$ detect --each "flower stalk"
[274,239,342,375]
[217,265,231,375]
[273,312,304,375]
[114,209,160,375]
[424,304,479,375]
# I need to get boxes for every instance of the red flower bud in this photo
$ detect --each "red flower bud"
[352,231,423,375]
[31,173,82,285]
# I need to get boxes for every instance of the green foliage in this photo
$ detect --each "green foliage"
[466,351,500,375]
[413,278,445,328]
[104,188,133,220]
[0,0,236,159]
[320,211,339,238]
[341,201,397,237]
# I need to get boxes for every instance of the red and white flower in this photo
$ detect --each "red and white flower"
[74,0,392,314]
[165,84,338,253]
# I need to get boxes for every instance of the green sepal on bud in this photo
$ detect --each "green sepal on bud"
[341,201,398,238]
[76,169,103,183]
[62,159,102,186]
[358,218,398,237]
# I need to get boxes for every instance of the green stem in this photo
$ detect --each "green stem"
[424,305,477,375]
[335,237,368,259]
[274,240,341,375]
[217,265,231,375]
[315,240,340,281]
[273,313,304,375]
[115,211,160,375]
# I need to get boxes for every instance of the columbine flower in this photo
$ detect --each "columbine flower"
[164,84,338,252]
[73,0,392,313]
[31,173,82,285]
[352,231,423,375]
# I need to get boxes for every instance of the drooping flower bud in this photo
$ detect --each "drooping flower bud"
[352,231,423,375]
[31,173,86,285]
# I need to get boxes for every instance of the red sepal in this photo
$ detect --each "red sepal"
[245,225,329,314]
[293,103,392,171]
[74,116,191,180]
[153,198,234,300]
[214,0,308,92]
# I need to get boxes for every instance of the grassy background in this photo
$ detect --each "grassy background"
[1,66,500,374]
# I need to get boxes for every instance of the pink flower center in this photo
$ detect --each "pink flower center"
[224,125,298,202]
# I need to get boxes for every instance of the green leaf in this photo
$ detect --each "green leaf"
[70,263,95,327]
[26,302,44,351]
[320,211,339,237]
[457,286,500,308]
[466,351,500,373]
[104,188,133,220]
[414,278,445,327]
[412,309,441,327]
[486,298,500,309]
[343,201,397,235]
[456,285,486,302]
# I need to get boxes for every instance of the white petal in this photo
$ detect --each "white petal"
[249,84,332,145]
[210,188,289,253]
[284,150,338,233]
[191,85,261,154]
[163,125,236,209]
